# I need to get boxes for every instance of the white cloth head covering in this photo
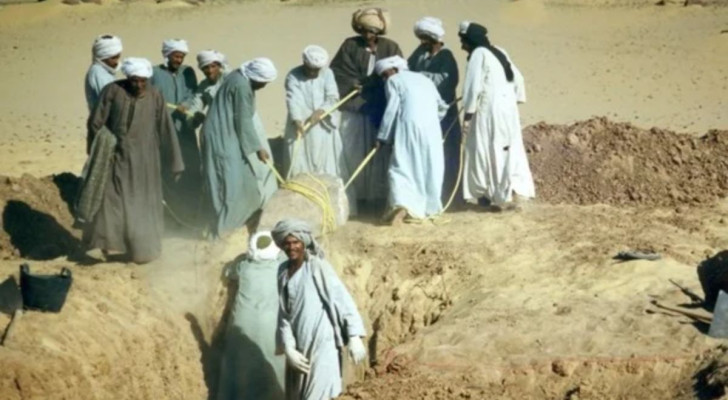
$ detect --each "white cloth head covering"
[197,50,227,69]
[459,21,471,36]
[374,55,409,76]
[239,57,277,83]
[92,34,123,62]
[302,45,329,69]
[414,17,445,41]
[271,219,324,258]
[121,57,153,78]
[161,39,189,58]
[248,231,280,262]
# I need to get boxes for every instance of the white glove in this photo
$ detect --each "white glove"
[347,336,367,365]
[285,347,311,374]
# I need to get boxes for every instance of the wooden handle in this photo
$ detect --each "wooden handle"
[651,300,712,323]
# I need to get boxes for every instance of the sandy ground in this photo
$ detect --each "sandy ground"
[1,0,728,399]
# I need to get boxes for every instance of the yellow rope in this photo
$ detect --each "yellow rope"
[266,160,337,235]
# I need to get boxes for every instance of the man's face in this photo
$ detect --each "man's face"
[282,235,305,262]
[418,35,437,52]
[460,39,472,53]
[251,80,268,91]
[103,54,121,70]
[361,29,378,44]
[129,76,148,96]
[167,51,186,70]
[381,68,397,81]
[303,65,320,79]
[202,62,222,82]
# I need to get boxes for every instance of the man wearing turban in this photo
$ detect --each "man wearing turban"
[283,45,351,205]
[271,219,366,400]
[84,34,122,112]
[460,23,534,210]
[180,50,228,127]
[150,39,200,227]
[373,56,449,224]
[82,57,184,263]
[330,7,402,210]
[216,231,286,400]
[408,17,463,206]
[201,58,278,237]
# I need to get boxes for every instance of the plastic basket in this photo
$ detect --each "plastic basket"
[19,263,73,312]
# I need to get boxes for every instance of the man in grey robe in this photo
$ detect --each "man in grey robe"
[151,39,200,225]
[330,8,402,209]
[202,58,278,237]
[408,17,462,206]
[272,219,367,400]
[84,57,184,263]
[84,34,122,112]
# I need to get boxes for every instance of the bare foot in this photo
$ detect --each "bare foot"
[390,208,407,226]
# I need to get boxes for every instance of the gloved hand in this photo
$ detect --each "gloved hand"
[285,347,311,374]
[347,336,367,365]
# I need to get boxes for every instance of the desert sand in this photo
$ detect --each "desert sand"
[1,0,728,399]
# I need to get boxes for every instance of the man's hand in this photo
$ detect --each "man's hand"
[347,336,367,365]
[294,120,305,139]
[374,140,383,150]
[257,149,270,163]
[175,105,188,115]
[173,172,182,183]
[285,347,311,374]
[309,109,326,125]
[462,113,474,137]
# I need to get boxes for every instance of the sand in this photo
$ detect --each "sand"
[1,0,728,398]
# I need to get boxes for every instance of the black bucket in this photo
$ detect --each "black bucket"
[19,263,73,312]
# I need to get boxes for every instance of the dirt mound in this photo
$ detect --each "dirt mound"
[525,117,728,207]
[0,173,81,260]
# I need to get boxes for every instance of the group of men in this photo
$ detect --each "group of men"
[80,8,535,264]
[78,8,537,399]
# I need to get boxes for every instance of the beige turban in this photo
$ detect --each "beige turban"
[414,17,445,41]
[240,57,278,83]
[121,57,153,78]
[374,56,408,76]
[197,50,227,69]
[92,34,123,62]
[302,45,329,69]
[351,8,390,35]
[162,39,189,58]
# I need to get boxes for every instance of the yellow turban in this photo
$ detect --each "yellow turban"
[351,8,390,35]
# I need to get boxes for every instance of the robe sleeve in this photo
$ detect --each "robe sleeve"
[285,72,307,123]
[406,46,424,71]
[181,66,198,103]
[463,49,487,114]
[428,50,459,99]
[156,91,185,174]
[513,63,527,103]
[86,85,113,155]
[182,86,205,114]
[376,78,399,144]
[322,69,340,110]
[233,83,263,156]
[320,260,366,338]
[275,264,298,355]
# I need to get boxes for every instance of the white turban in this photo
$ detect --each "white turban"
[414,17,445,41]
[161,39,189,58]
[240,57,277,83]
[92,35,123,61]
[302,45,329,69]
[248,231,280,262]
[271,219,324,258]
[121,57,153,78]
[374,55,408,76]
[197,50,227,69]
[459,21,471,36]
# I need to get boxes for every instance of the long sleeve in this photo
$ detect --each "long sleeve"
[285,72,308,123]
[376,78,400,144]
[275,265,297,355]
[322,69,341,110]
[330,40,362,99]
[463,48,487,114]
[181,66,198,104]
[156,92,185,174]
[320,260,366,338]
[233,83,263,156]
[513,63,527,103]
[182,87,205,114]
[86,85,113,154]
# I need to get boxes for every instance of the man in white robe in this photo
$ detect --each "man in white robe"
[375,56,448,224]
[460,23,535,209]
[273,219,366,400]
[84,34,122,112]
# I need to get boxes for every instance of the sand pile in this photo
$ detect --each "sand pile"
[525,117,728,207]
[0,173,80,260]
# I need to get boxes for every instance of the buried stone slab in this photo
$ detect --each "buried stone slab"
[258,173,349,237]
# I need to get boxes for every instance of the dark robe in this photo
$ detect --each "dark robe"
[151,64,200,223]
[84,80,184,263]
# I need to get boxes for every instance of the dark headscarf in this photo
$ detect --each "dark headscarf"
[460,23,514,82]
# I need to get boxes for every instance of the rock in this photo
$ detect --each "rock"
[257,173,349,238]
